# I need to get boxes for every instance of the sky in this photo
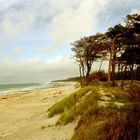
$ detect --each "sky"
[0,0,140,84]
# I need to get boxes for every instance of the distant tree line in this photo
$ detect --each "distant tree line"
[71,13,140,88]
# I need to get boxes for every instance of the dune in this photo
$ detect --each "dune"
[0,85,77,140]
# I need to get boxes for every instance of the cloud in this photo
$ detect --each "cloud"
[0,0,49,43]
[0,57,78,84]
[0,0,109,50]
[0,3,37,42]
[0,0,18,12]
[0,0,140,46]
[97,0,140,31]
[47,0,108,50]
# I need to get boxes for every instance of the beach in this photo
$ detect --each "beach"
[0,84,77,140]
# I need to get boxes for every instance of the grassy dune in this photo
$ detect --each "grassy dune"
[48,81,140,140]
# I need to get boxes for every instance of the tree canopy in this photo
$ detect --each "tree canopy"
[71,13,140,88]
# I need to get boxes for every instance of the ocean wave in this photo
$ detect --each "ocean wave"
[0,82,75,94]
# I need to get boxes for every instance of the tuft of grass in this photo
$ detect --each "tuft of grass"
[103,87,129,103]
[56,90,101,125]
[56,108,75,125]
[47,86,93,118]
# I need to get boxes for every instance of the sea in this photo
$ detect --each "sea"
[0,82,74,94]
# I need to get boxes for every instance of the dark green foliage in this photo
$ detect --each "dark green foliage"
[119,47,140,65]
[107,24,126,38]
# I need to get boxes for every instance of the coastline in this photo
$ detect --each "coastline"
[0,82,75,95]
[0,84,77,140]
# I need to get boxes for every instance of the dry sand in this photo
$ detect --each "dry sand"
[0,85,77,140]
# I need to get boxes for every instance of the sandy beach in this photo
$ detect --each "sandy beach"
[0,84,77,140]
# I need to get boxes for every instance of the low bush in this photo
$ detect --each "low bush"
[89,70,108,82]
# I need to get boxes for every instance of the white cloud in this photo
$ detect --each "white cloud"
[0,0,49,42]
[0,0,18,12]
[0,57,78,84]
[1,0,139,47]
[0,0,109,49]
[1,5,36,41]
[47,0,108,50]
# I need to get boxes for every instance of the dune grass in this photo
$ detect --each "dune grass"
[71,82,140,140]
[48,82,130,124]
[47,86,93,118]
[71,102,140,140]
[47,81,140,140]
[56,90,101,125]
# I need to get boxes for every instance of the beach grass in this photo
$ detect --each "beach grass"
[47,81,140,140]
[47,86,93,118]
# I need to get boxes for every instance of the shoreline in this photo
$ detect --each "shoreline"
[0,84,77,140]
[0,81,76,95]
[0,82,76,98]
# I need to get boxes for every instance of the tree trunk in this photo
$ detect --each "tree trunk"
[121,64,127,89]
[130,64,134,89]
[79,65,83,87]
[121,65,124,89]
[86,68,90,85]
[81,64,85,86]
[99,59,103,72]
[117,62,121,80]
[85,63,91,85]
[111,36,118,87]
[112,53,116,87]
[108,52,112,85]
